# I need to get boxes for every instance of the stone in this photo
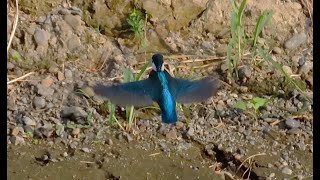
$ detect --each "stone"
[281,166,293,175]
[41,77,54,87]
[22,116,36,126]
[33,96,46,109]
[33,28,50,46]
[285,118,301,129]
[64,15,82,30]
[67,36,81,51]
[284,32,307,50]
[58,71,65,81]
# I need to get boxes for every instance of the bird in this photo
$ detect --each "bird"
[93,54,220,124]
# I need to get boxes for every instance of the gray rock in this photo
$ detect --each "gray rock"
[238,65,252,79]
[7,62,15,70]
[64,14,81,30]
[106,139,113,145]
[64,69,73,79]
[60,106,88,123]
[22,116,36,126]
[123,132,133,142]
[33,96,46,109]
[10,136,25,145]
[187,127,195,137]
[299,61,312,75]
[33,28,50,46]
[285,119,301,129]
[281,166,293,175]
[67,36,81,51]
[284,32,307,49]
[37,84,55,97]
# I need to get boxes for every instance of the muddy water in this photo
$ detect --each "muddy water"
[8,140,222,180]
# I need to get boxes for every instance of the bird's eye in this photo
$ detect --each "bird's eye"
[161,63,165,71]
[152,62,157,71]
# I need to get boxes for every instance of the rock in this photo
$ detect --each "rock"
[67,36,81,51]
[272,47,282,54]
[72,128,81,136]
[36,84,55,97]
[33,28,50,46]
[11,127,20,136]
[64,69,73,79]
[49,66,59,73]
[7,62,15,70]
[123,132,133,142]
[41,77,54,87]
[285,118,301,129]
[238,65,252,79]
[187,127,195,137]
[81,147,90,153]
[64,15,82,30]
[33,96,46,109]
[82,87,95,97]
[60,106,88,123]
[175,121,184,129]
[106,139,113,145]
[282,65,293,76]
[22,116,36,126]
[299,61,312,75]
[284,32,307,50]
[281,166,293,175]
[166,129,177,139]
[58,71,65,81]
[10,136,25,145]
[217,28,230,39]
[23,125,34,134]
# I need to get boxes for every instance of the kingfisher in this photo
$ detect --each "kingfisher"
[94,54,219,123]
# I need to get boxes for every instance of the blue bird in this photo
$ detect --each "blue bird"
[94,54,220,123]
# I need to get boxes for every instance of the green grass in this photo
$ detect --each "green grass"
[227,0,273,80]
[127,8,148,49]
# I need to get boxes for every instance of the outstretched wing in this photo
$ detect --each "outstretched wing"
[169,75,220,104]
[93,78,160,107]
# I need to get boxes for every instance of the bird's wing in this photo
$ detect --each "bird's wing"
[93,78,160,107]
[168,74,220,104]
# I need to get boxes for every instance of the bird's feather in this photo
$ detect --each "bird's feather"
[166,72,220,104]
[94,77,161,107]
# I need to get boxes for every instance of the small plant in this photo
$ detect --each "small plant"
[127,8,147,48]
[234,97,268,119]
[227,0,273,80]
[227,0,247,80]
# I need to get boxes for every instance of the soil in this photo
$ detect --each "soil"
[7,0,313,179]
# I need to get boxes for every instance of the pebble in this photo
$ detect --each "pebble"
[58,71,65,81]
[123,132,133,142]
[272,47,282,54]
[284,32,307,50]
[81,147,90,153]
[22,116,36,126]
[72,128,81,136]
[238,65,252,79]
[33,96,46,109]
[41,77,54,88]
[10,136,25,145]
[282,65,293,76]
[60,106,88,122]
[64,14,81,30]
[37,85,55,97]
[281,166,293,175]
[166,129,177,139]
[64,69,73,79]
[62,152,68,157]
[285,119,301,129]
[7,62,15,70]
[187,127,195,137]
[106,139,113,145]
[33,28,50,46]
[299,61,312,75]
[67,36,81,51]
[11,127,20,136]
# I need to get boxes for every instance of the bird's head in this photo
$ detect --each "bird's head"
[151,54,164,72]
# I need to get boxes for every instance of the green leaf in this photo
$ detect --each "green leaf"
[251,97,267,110]
[234,100,247,110]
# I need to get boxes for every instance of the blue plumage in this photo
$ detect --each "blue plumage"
[94,54,220,123]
